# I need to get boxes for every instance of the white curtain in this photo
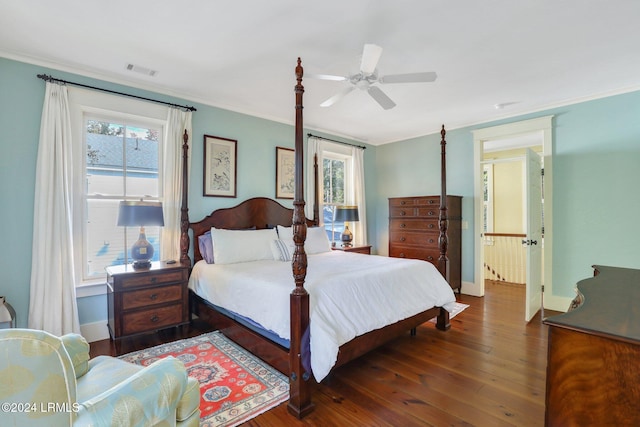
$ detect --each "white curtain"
[350,146,367,246]
[29,82,80,335]
[305,136,367,246]
[160,109,192,261]
[305,136,322,221]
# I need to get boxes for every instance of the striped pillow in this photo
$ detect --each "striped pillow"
[270,239,292,262]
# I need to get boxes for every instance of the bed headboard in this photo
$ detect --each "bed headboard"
[189,197,316,263]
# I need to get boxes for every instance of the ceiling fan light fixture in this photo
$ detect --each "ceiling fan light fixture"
[355,79,370,90]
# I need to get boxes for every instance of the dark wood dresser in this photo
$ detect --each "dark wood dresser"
[106,261,190,339]
[543,265,640,426]
[388,195,462,292]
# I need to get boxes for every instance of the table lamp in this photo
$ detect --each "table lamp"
[334,205,359,247]
[0,296,16,329]
[117,200,164,269]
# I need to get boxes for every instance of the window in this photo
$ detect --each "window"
[69,88,168,290]
[83,117,163,280]
[321,151,351,243]
[483,164,494,233]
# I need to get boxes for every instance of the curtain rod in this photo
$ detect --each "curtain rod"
[36,74,197,112]
[307,133,366,150]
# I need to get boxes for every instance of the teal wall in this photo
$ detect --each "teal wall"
[0,57,376,328]
[2,54,639,330]
[373,128,475,283]
[374,91,640,298]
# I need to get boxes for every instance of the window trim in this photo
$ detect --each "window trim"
[69,87,168,288]
[320,147,354,243]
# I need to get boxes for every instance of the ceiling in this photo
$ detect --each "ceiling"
[1,0,639,145]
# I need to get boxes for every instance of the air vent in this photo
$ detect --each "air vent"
[126,63,157,77]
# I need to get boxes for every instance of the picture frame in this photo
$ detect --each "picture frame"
[275,146,295,199]
[203,135,237,197]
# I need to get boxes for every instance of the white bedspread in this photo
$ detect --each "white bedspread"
[188,251,456,381]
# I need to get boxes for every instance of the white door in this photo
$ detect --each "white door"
[525,148,543,321]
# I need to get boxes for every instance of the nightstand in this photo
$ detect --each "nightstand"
[332,245,372,255]
[106,261,190,340]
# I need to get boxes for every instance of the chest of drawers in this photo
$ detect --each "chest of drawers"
[389,195,462,292]
[544,266,640,426]
[106,261,189,339]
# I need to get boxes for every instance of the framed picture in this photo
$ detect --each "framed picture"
[203,135,237,197]
[275,146,295,199]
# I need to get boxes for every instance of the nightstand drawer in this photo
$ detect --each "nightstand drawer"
[332,245,372,254]
[122,305,184,335]
[122,284,183,310]
[115,270,185,290]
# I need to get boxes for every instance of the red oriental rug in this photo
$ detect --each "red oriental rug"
[119,331,289,427]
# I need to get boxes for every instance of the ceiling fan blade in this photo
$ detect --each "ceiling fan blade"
[320,86,355,107]
[379,71,438,84]
[307,73,348,82]
[360,44,383,75]
[367,86,396,110]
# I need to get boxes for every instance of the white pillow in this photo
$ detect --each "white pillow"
[306,226,332,253]
[276,225,331,254]
[276,225,293,240]
[211,227,278,264]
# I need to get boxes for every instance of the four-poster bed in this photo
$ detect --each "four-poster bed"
[178,58,455,418]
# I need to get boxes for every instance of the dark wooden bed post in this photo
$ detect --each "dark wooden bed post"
[438,125,450,282]
[288,58,314,418]
[179,129,191,267]
[437,125,452,329]
[313,153,320,225]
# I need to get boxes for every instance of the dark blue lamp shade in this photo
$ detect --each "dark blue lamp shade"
[333,205,359,247]
[117,201,164,269]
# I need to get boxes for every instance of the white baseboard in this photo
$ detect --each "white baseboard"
[80,321,110,343]
[460,280,481,296]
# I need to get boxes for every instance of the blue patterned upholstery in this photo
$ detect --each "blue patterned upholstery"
[0,329,200,427]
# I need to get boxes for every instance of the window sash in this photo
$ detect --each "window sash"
[82,117,164,281]
[321,150,352,242]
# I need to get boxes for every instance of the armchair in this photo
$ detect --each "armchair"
[0,329,200,427]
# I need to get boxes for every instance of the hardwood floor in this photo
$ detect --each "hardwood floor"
[91,281,560,426]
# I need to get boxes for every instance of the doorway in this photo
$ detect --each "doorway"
[470,116,554,321]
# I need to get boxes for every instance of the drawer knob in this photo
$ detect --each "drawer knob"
[401,201,406,205]
[427,256,433,261]
[150,294,158,300]
[428,224,434,229]
[400,237,406,242]
[400,210,406,216]
[400,223,406,228]
[429,200,435,204]
[399,253,406,258]
[150,315,160,323]
[428,210,436,216]
[428,239,434,244]
[150,277,157,283]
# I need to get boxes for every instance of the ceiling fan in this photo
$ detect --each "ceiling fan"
[309,44,437,110]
